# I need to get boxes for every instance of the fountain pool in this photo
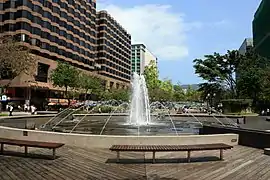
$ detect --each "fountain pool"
[37,73,239,136]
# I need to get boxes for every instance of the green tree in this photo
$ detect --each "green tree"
[0,36,36,87]
[173,83,185,101]
[198,82,224,102]
[149,88,168,102]
[148,79,174,102]
[50,62,79,105]
[143,60,159,90]
[102,89,130,101]
[185,85,201,102]
[193,50,241,98]
[159,79,174,101]
[78,73,103,100]
[237,50,270,103]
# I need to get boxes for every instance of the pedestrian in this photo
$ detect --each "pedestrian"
[262,110,265,116]
[24,104,27,112]
[18,105,21,111]
[30,105,36,115]
[9,104,13,116]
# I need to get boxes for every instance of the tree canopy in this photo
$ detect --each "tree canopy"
[50,62,79,90]
[193,49,270,111]
[50,62,80,105]
[193,50,241,98]
[0,36,36,86]
[143,60,160,90]
[78,73,103,100]
[173,83,185,101]
[236,50,270,102]
[102,89,130,101]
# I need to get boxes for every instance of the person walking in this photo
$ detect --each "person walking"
[9,104,13,116]
[30,105,36,115]
[23,104,28,112]
[262,110,265,116]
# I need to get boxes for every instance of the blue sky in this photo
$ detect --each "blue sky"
[98,0,262,84]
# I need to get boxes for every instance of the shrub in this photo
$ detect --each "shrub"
[221,99,253,113]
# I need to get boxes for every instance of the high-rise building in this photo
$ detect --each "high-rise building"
[1,0,97,72]
[253,0,270,58]
[96,10,131,89]
[239,38,253,55]
[236,38,254,81]
[131,44,145,74]
[0,0,98,107]
[131,44,157,75]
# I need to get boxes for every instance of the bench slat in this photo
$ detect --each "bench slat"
[0,138,64,149]
[110,143,233,152]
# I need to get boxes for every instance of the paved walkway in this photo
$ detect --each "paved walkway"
[0,112,31,117]
[0,145,269,180]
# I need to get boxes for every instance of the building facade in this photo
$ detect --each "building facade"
[0,0,99,108]
[236,38,254,81]
[253,0,270,58]
[96,10,131,89]
[131,44,157,75]
[239,38,253,55]
[131,44,145,74]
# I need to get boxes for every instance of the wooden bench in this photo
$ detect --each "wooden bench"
[110,143,233,163]
[0,138,64,159]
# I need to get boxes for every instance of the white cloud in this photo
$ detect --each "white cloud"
[97,2,229,61]
[98,3,194,60]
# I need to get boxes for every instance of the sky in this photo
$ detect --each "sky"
[97,0,262,84]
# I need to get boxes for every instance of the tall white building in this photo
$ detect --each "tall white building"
[131,44,157,75]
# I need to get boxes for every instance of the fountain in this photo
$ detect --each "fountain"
[129,73,151,125]
[39,73,225,136]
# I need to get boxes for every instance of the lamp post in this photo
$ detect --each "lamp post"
[206,93,210,113]
[206,93,216,114]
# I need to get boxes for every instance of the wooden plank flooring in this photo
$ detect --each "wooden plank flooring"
[0,145,269,180]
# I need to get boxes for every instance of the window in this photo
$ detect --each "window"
[35,63,50,83]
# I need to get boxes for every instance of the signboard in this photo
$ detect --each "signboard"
[1,95,7,101]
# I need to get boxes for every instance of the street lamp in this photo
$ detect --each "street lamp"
[206,94,210,112]
[206,93,216,114]
[212,93,216,108]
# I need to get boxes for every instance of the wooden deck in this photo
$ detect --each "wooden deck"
[0,145,270,180]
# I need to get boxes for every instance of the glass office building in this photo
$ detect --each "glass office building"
[253,0,270,58]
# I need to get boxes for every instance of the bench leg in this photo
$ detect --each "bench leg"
[52,148,56,159]
[187,151,191,163]
[0,143,3,154]
[25,146,28,156]
[220,149,223,160]
[153,151,156,163]
[116,151,120,163]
